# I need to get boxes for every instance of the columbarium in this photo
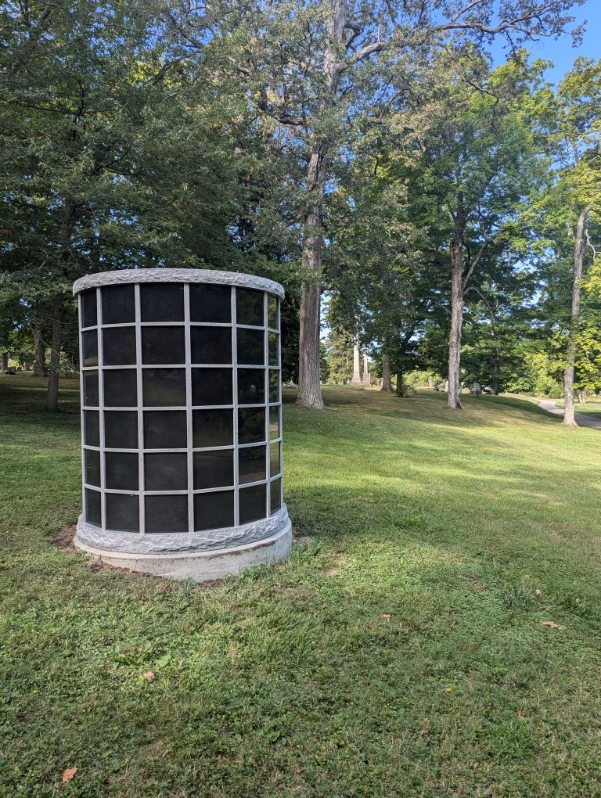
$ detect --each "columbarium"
[73,269,292,581]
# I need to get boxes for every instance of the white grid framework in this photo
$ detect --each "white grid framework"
[76,272,283,539]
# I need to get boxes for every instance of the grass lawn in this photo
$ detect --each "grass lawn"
[1,375,601,797]
[555,399,601,421]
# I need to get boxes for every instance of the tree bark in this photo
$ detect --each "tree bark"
[47,295,65,412]
[381,354,392,392]
[563,206,589,427]
[396,369,403,396]
[1,352,8,372]
[448,221,465,410]
[33,327,46,376]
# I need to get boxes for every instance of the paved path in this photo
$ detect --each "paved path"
[538,399,601,430]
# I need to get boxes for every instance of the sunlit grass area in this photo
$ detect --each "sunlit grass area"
[555,398,601,420]
[1,375,600,797]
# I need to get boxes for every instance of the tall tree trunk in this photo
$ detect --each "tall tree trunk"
[381,353,392,392]
[33,327,46,376]
[47,295,65,412]
[563,206,589,427]
[1,352,8,372]
[448,225,465,410]
[396,369,403,396]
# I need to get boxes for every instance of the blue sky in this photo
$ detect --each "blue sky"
[490,0,600,83]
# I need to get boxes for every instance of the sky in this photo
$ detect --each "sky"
[490,0,600,83]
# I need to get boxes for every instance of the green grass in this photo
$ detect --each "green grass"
[1,375,601,797]
[555,399,601,420]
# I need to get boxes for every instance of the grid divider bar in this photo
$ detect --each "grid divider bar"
[184,283,194,535]
[96,288,107,531]
[134,283,145,536]
[264,293,270,518]
[232,287,239,527]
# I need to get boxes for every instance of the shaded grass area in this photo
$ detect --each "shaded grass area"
[1,375,601,797]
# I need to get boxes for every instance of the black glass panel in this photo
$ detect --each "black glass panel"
[236,288,264,326]
[141,284,184,322]
[237,328,265,366]
[83,371,99,407]
[104,369,137,407]
[192,368,232,406]
[238,408,265,444]
[269,407,280,441]
[85,489,101,526]
[103,326,136,366]
[270,442,281,477]
[193,409,233,447]
[143,368,186,407]
[84,410,100,447]
[81,291,97,328]
[268,332,278,367]
[84,449,100,487]
[101,284,135,325]
[191,327,232,365]
[194,490,234,531]
[239,484,266,524]
[269,369,280,403]
[190,284,231,323]
[105,411,138,449]
[145,453,187,491]
[238,369,265,405]
[193,450,234,490]
[106,492,139,533]
[239,445,266,484]
[82,330,98,367]
[270,478,282,514]
[144,411,187,449]
[268,296,278,329]
[145,495,188,533]
[105,452,139,490]
[142,326,185,365]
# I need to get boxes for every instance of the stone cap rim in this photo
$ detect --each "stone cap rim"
[73,268,285,299]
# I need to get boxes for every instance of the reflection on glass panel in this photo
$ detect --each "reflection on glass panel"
[193,409,233,447]
[270,442,281,477]
[239,484,266,524]
[190,284,231,323]
[239,445,266,484]
[83,371,99,407]
[84,410,100,447]
[85,449,100,487]
[82,330,98,367]
[142,326,185,365]
[238,408,265,444]
[141,283,184,322]
[103,326,136,366]
[238,369,265,405]
[85,489,101,526]
[268,296,278,329]
[145,495,188,533]
[269,369,280,403]
[143,368,186,407]
[269,407,280,441]
[145,452,187,491]
[237,328,265,365]
[194,490,234,531]
[144,410,187,449]
[192,368,232,406]
[105,411,138,449]
[270,478,282,514]
[105,451,139,490]
[268,332,278,366]
[101,284,135,325]
[81,290,97,328]
[191,327,232,364]
[193,450,234,489]
[104,369,137,407]
[106,492,139,532]
[236,288,264,326]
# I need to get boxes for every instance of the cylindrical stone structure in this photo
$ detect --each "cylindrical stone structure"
[73,268,292,581]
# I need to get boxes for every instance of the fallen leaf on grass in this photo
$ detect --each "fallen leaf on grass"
[61,767,77,784]
[442,687,453,694]
[542,621,560,629]
[382,614,391,621]
[143,671,155,681]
